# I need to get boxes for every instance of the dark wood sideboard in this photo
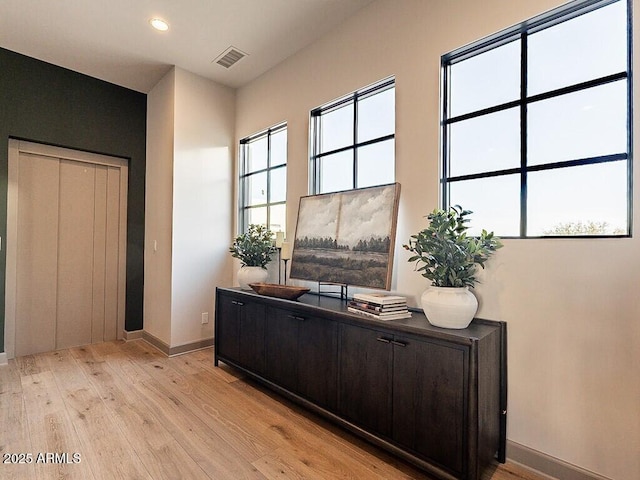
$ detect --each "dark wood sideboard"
[214,287,507,480]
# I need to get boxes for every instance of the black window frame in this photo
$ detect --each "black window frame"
[310,77,396,194]
[239,122,287,233]
[441,0,633,238]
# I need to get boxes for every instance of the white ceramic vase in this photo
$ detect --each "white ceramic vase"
[420,286,478,329]
[237,266,268,290]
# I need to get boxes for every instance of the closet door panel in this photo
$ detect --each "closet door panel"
[103,166,121,341]
[92,165,108,343]
[56,160,95,350]
[15,153,59,356]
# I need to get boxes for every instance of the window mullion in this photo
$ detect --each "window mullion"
[353,94,358,189]
[241,143,248,232]
[314,115,321,193]
[520,32,528,237]
[266,130,272,228]
[626,0,633,236]
[314,134,395,158]
[442,63,451,209]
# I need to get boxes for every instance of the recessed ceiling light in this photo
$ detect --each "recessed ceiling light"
[150,18,169,31]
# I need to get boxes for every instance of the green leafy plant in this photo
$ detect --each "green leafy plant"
[229,224,276,268]
[403,205,502,288]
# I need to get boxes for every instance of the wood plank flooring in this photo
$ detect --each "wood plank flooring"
[0,340,546,480]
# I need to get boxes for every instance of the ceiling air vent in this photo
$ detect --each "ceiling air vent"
[213,47,247,69]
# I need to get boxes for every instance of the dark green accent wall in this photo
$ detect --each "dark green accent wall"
[0,48,147,352]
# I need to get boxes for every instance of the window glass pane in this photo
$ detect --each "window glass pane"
[269,204,286,234]
[271,129,287,167]
[247,206,267,227]
[449,107,520,176]
[247,136,268,172]
[528,1,627,96]
[449,175,521,237]
[356,140,394,188]
[246,171,267,206]
[528,81,627,166]
[358,88,394,143]
[320,103,354,153]
[449,39,521,117]
[527,162,628,236]
[319,151,353,193]
[269,166,287,203]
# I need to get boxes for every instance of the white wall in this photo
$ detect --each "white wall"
[144,69,175,345]
[171,68,235,347]
[145,67,235,349]
[235,1,640,479]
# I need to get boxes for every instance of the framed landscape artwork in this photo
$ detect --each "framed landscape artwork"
[289,183,401,289]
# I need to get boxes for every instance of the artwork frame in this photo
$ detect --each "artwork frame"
[290,183,401,290]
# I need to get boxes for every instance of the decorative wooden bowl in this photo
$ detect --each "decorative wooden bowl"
[248,283,310,300]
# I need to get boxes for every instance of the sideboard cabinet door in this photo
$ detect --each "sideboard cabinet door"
[238,300,266,374]
[216,292,266,374]
[338,323,393,438]
[265,307,338,411]
[265,307,299,392]
[297,315,338,410]
[392,335,467,475]
[216,294,241,363]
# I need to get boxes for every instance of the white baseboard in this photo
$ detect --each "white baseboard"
[508,441,613,480]
[0,352,8,366]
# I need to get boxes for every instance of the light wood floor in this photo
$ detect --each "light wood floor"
[1,340,545,480]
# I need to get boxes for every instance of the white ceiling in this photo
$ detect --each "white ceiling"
[0,0,375,93]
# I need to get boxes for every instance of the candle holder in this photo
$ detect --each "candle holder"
[283,258,289,285]
[280,240,292,285]
[276,247,282,284]
[275,231,285,284]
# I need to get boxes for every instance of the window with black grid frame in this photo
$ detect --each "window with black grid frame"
[239,123,287,233]
[441,0,631,238]
[310,77,395,194]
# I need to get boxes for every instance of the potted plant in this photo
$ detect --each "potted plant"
[230,224,277,289]
[403,205,502,329]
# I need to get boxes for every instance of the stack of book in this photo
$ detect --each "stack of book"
[347,293,411,321]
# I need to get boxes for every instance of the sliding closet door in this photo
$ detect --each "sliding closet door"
[103,166,122,342]
[14,153,60,356]
[56,160,96,350]
[10,141,127,357]
[91,165,122,344]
